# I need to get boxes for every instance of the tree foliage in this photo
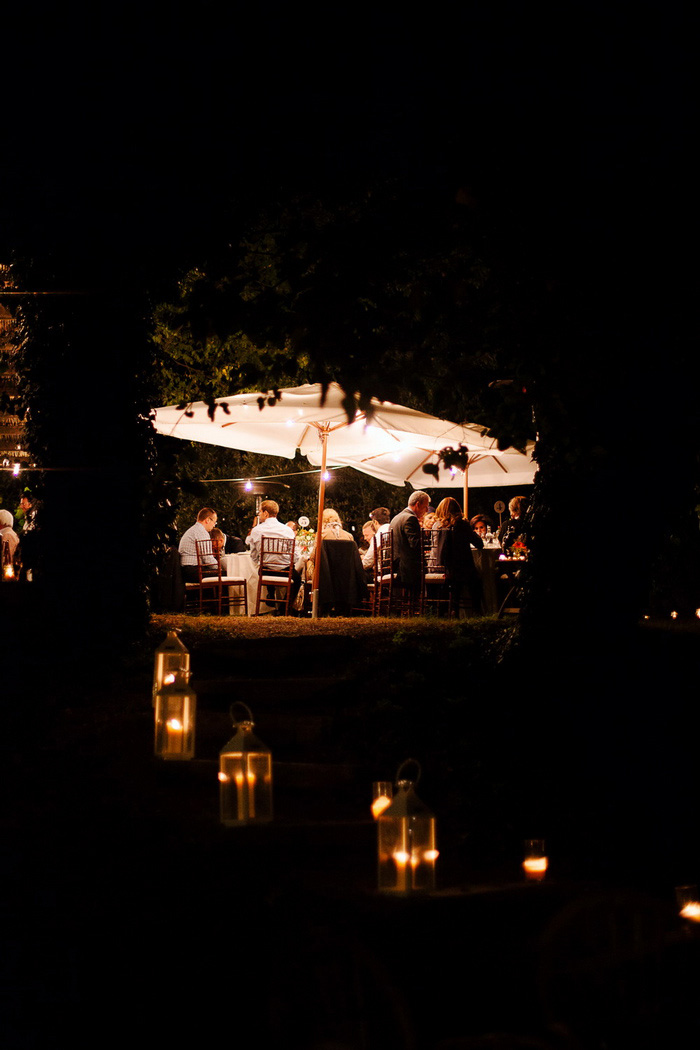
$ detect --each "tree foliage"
[152,181,538,452]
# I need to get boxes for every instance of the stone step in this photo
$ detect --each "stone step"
[192,675,343,707]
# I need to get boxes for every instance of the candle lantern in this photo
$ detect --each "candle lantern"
[219,703,273,825]
[377,760,438,894]
[522,838,548,880]
[152,630,190,706]
[2,542,16,581]
[154,669,196,760]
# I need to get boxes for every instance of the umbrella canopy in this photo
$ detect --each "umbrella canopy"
[317,440,536,490]
[152,383,506,462]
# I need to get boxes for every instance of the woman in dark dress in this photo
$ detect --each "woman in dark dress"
[432,497,484,615]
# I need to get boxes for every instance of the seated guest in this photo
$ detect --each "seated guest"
[0,509,19,555]
[497,495,529,552]
[311,509,368,616]
[0,510,20,573]
[432,497,483,615]
[422,511,437,531]
[209,528,226,554]
[362,508,391,571]
[469,514,494,539]
[220,528,247,553]
[307,508,354,573]
[248,499,301,612]
[359,519,378,554]
[320,508,354,541]
[178,507,221,583]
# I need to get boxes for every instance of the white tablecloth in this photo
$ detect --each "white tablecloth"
[221,552,258,616]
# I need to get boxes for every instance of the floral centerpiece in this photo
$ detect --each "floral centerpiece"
[295,516,315,557]
[509,539,528,560]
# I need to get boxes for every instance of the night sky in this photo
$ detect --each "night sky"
[3,5,690,302]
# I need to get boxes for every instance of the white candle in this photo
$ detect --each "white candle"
[166,718,184,754]
[393,850,410,892]
[523,856,548,880]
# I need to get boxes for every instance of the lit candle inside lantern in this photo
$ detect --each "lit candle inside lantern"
[676,886,700,923]
[372,795,392,819]
[154,671,196,760]
[152,631,190,707]
[523,838,548,881]
[372,780,394,819]
[522,856,548,880]
[234,771,247,821]
[165,717,184,755]
[393,850,410,893]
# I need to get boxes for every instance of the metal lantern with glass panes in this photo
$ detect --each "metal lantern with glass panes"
[2,540,15,581]
[377,759,438,894]
[219,702,273,825]
[154,669,196,760]
[152,630,190,706]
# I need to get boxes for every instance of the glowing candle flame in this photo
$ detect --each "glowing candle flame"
[218,772,229,783]
[680,902,700,922]
[523,856,548,880]
[167,718,183,732]
[371,795,392,819]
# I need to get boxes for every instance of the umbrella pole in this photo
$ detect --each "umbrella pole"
[463,460,469,519]
[311,427,328,619]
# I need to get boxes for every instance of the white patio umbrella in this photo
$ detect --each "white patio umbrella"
[315,440,536,511]
[152,383,533,612]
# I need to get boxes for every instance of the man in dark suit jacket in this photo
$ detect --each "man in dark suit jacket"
[390,490,431,591]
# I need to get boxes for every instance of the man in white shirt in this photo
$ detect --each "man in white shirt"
[179,507,219,583]
[247,500,301,611]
